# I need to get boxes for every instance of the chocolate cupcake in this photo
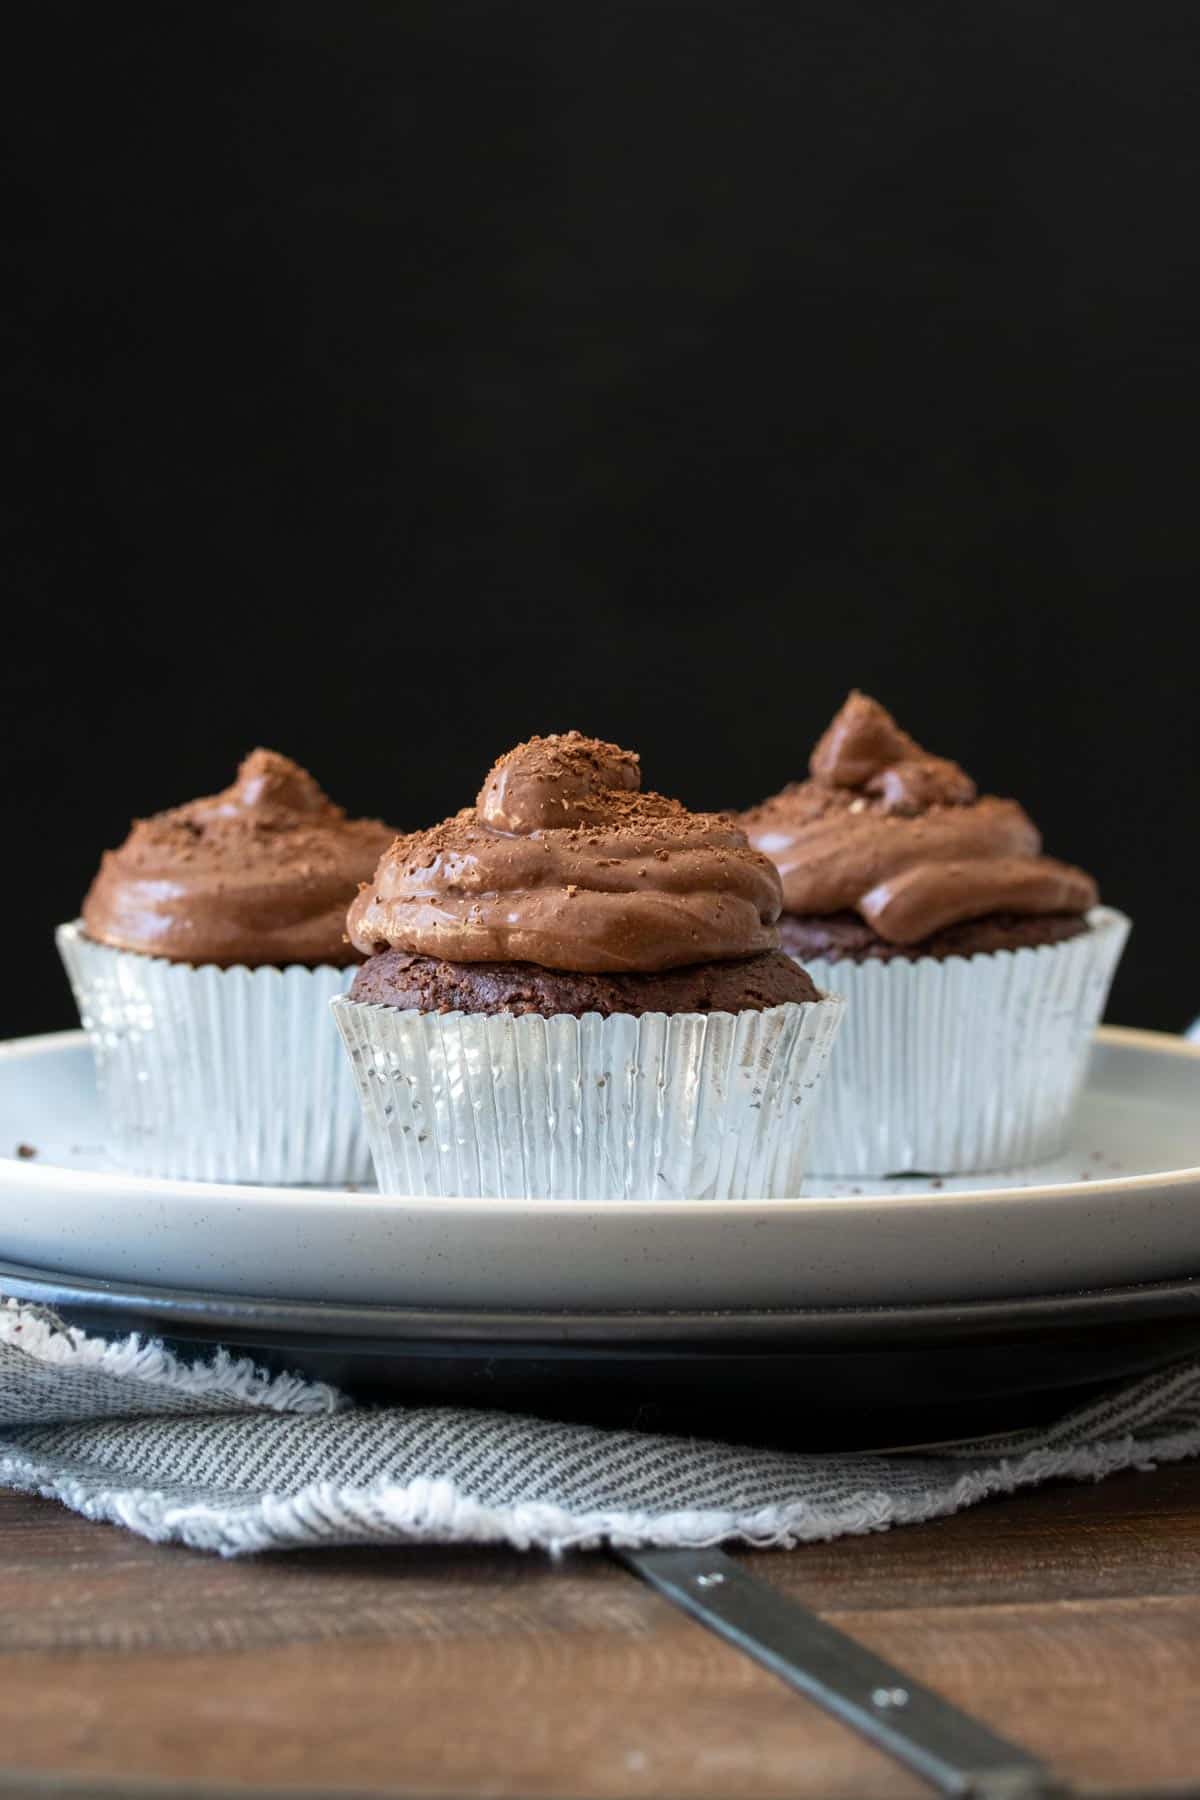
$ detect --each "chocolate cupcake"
[331,733,843,1200]
[742,693,1130,1175]
[57,751,394,1183]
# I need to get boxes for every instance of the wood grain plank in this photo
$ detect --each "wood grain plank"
[0,1464,1198,1797]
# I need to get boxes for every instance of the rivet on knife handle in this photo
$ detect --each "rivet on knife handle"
[618,1548,1066,1800]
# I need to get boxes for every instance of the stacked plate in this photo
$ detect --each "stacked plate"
[3,1026,1199,1448]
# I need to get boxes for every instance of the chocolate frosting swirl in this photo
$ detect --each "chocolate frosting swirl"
[82,750,395,967]
[348,732,782,972]
[741,692,1098,946]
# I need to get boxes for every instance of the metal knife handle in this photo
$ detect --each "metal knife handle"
[619,1548,1065,1800]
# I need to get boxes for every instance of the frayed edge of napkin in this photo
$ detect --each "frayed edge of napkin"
[0,1295,342,1415]
[5,1422,1200,1558]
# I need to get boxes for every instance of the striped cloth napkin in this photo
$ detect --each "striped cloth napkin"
[2,1297,1199,1557]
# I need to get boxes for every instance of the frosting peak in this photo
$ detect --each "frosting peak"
[742,693,1098,946]
[227,747,331,816]
[82,751,394,967]
[348,733,783,973]
[476,732,641,834]
[810,690,922,787]
[810,692,976,810]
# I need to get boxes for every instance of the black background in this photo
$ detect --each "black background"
[4,2,1198,1037]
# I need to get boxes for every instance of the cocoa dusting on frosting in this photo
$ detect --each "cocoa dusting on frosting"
[741,693,1097,945]
[82,750,395,967]
[348,731,783,973]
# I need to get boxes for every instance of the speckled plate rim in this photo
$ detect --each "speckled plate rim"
[2,1026,1199,1310]
[3,1025,1198,1213]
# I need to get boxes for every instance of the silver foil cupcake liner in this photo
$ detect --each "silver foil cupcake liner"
[799,906,1130,1177]
[57,921,372,1184]
[331,993,845,1201]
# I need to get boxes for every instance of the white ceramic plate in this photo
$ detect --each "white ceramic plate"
[1,1028,1197,1310]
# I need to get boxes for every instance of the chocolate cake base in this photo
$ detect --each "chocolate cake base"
[349,949,820,1017]
[777,909,1090,965]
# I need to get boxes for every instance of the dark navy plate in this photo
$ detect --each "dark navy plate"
[4,1257,1199,1450]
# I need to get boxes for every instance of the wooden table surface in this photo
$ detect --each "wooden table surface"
[1,1461,1199,1800]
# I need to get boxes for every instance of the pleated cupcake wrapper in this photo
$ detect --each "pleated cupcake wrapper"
[330,993,845,1201]
[56,922,372,1185]
[799,906,1131,1178]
